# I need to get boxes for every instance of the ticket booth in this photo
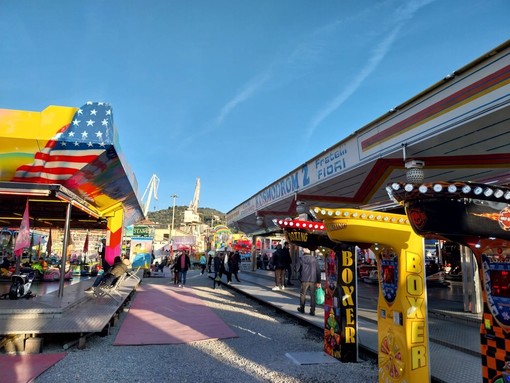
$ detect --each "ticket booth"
[313,208,431,383]
[274,218,359,362]
[388,181,510,383]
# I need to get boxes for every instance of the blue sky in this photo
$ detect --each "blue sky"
[1,0,510,214]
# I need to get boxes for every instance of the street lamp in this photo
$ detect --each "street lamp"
[170,194,178,243]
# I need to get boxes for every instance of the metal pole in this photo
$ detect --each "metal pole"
[58,201,72,298]
[170,194,178,243]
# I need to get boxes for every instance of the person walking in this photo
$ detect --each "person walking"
[175,251,191,288]
[296,250,322,316]
[212,253,223,289]
[223,252,232,285]
[271,244,286,291]
[199,253,207,275]
[207,252,213,273]
[230,251,241,283]
[282,242,293,287]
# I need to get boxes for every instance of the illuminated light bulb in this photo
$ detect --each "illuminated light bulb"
[474,187,483,195]
[404,184,414,192]
[504,192,510,200]
[392,183,400,190]
[386,186,393,194]
[352,212,358,217]
[335,210,341,216]
[462,185,471,194]
[448,184,457,193]
[418,185,428,193]
[494,189,504,198]
[484,188,493,197]
[433,184,443,192]
[343,211,350,217]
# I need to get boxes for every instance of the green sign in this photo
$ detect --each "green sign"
[133,225,150,237]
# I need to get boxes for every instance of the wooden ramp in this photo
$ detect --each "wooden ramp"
[0,271,142,353]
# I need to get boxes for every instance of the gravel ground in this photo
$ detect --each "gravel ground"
[35,272,378,383]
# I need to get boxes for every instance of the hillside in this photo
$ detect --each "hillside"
[147,206,225,228]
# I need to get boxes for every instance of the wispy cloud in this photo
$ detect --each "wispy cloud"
[175,70,272,151]
[304,0,436,141]
[215,71,271,126]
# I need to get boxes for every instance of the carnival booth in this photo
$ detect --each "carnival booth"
[388,181,510,383]
[0,102,144,297]
[274,218,358,363]
[313,208,430,383]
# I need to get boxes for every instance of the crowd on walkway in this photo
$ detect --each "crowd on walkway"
[150,245,323,318]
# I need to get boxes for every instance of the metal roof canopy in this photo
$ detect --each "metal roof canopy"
[0,182,108,230]
[228,40,510,236]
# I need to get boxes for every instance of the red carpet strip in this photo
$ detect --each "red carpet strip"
[0,352,67,383]
[113,284,237,345]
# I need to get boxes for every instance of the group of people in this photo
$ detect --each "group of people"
[271,242,322,316]
[271,242,293,290]
[212,251,241,289]
[86,242,321,317]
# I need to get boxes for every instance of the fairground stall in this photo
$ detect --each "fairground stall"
[313,208,430,383]
[388,181,510,383]
[0,102,144,296]
[274,218,359,363]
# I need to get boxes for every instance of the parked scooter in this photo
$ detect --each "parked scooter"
[8,271,35,299]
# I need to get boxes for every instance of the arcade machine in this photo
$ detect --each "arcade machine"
[388,181,510,383]
[313,208,431,383]
[274,218,359,362]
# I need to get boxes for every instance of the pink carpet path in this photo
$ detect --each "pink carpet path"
[0,352,67,383]
[113,284,238,346]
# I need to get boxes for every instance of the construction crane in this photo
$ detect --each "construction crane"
[184,177,200,224]
[141,174,160,217]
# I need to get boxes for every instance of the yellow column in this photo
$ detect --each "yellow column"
[105,208,124,266]
[314,207,430,383]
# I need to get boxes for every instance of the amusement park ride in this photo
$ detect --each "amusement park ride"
[141,174,160,218]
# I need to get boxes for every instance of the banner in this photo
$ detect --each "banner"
[83,231,89,254]
[14,201,30,257]
[47,229,52,255]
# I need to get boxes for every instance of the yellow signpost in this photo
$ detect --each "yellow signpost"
[313,207,430,383]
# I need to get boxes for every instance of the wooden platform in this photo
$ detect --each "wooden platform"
[0,271,142,352]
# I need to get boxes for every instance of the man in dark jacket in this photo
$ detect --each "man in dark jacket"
[271,244,287,291]
[174,251,191,288]
[296,251,322,316]
[282,242,293,287]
